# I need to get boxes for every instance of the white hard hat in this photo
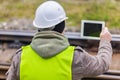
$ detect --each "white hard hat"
[33,1,67,28]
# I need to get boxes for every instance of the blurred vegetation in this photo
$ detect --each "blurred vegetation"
[0,0,120,28]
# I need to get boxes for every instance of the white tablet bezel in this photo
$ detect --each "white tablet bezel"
[81,20,105,40]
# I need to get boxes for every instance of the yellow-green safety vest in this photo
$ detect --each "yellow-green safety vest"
[20,45,75,80]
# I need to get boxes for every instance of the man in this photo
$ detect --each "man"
[6,1,112,80]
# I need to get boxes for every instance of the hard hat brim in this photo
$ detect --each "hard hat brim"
[33,17,68,28]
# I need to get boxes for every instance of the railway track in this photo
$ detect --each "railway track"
[0,30,120,80]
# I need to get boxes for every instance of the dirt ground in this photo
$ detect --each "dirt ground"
[0,49,17,64]
[110,53,120,70]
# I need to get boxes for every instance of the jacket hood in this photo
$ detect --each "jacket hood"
[30,31,69,58]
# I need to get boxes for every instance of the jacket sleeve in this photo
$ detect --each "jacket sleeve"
[6,49,21,80]
[72,40,113,79]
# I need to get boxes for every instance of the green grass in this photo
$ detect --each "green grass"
[0,0,120,29]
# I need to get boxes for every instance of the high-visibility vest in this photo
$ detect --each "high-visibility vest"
[20,45,75,80]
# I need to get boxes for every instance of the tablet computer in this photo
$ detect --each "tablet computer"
[81,20,105,40]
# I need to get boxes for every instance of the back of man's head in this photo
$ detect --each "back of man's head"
[33,1,67,33]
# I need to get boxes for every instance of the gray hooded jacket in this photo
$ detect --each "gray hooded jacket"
[6,31,112,80]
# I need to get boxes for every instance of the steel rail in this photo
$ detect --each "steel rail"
[0,30,120,41]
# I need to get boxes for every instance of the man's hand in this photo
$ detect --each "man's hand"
[100,27,112,42]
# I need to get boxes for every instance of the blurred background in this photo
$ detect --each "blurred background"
[0,0,120,33]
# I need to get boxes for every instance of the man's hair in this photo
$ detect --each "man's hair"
[38,21,65,33]
[53,21,65,33]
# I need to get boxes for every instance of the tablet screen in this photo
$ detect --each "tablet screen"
[84,23,102,37]
[81,20,105,39]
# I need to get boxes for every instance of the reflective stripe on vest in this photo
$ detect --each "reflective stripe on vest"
[20,45,75,80]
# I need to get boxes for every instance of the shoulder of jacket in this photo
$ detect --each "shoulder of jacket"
[74,46,84,52]
[11,48,22,64]
[16,48,22,54]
